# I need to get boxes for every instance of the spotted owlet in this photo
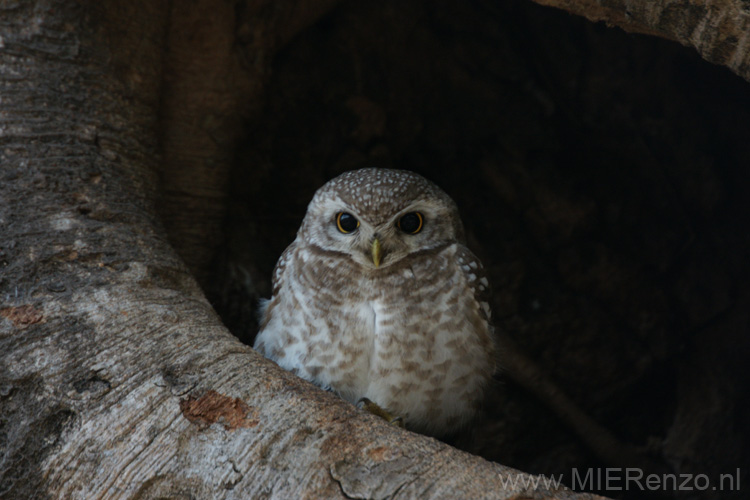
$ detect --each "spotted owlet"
[253,168,496,436]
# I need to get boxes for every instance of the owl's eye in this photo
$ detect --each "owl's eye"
[397,212,423,234]
[336,212,360,233]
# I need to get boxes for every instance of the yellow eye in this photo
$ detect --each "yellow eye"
[397,212,423,234]
[336,212,360,233]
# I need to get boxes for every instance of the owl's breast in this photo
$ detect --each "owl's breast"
[254,243,494,435]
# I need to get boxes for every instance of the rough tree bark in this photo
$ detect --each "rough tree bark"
[529,0,750,82]
[1,0,746,498]
[0,1,601,498]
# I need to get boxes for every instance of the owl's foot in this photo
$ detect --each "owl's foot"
[356,397,405,428]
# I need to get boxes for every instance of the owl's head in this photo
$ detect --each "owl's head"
[298,168,465,270]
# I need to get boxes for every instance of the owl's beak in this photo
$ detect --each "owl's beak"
[371,238,382,267]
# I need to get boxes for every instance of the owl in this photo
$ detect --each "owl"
[253,168,496,436]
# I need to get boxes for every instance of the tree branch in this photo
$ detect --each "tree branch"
[528,0,750,82]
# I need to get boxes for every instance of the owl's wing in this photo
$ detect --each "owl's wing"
[455,245,492,325]
[455,245,500,376]
[256,241,298,330]
[270,241,298,297]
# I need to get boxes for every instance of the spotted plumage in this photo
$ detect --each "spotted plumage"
[254,168,496,435]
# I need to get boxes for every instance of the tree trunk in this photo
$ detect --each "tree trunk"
[158,0,341,286]
[0,1,601,498]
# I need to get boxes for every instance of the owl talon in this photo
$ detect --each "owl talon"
[389,416,405,428]
[357,397,405,428]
